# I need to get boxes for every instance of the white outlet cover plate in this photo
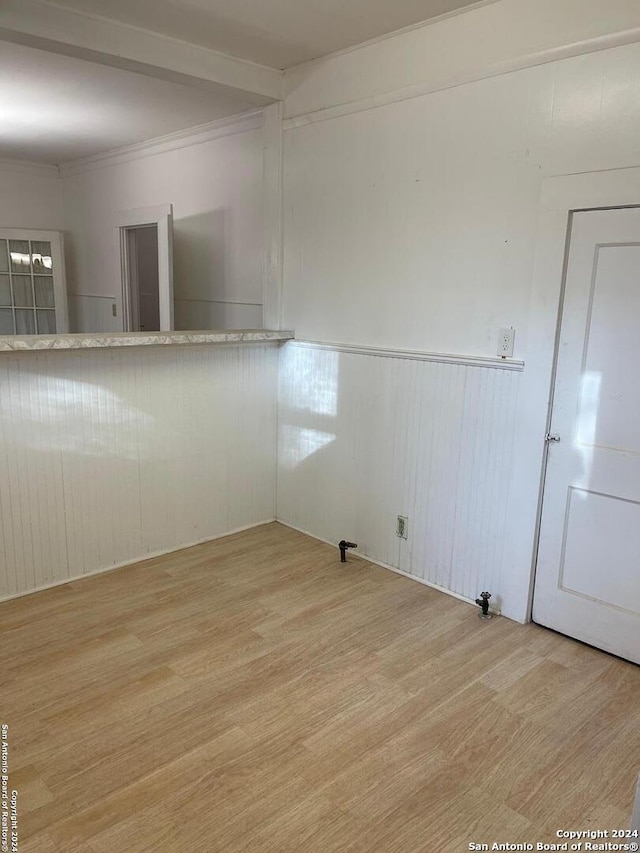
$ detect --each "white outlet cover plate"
[397,515,408,539]
[498,327,515,358]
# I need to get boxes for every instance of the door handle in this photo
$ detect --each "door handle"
[545,433,561,443]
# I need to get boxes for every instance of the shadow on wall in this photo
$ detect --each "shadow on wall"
[173,209,227,330]
[173,209,227,301]
[173,208,264,331]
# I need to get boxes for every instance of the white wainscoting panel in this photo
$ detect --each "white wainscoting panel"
[0,343,278,599]
[69,293,120,333]
[277,342,522,614]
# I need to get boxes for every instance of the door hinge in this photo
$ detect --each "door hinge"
[545,433,561,443]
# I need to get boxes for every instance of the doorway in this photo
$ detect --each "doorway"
[533,206,640,664]
[124,225,160,332]
[117,203,174,332]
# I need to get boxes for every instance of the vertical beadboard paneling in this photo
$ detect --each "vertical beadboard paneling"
[68,294,120,333]
[0,343,278,600]
[277,343,521,614]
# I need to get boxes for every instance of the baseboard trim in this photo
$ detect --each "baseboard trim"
[0,518,276,603]
[276,519,502,615]
[2,517,508,620]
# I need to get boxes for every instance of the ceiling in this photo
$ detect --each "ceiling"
[0,41,267,164]
[38,0,486,69]
[1,0,488,165]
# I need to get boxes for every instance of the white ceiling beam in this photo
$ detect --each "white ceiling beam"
[0,0,283,103]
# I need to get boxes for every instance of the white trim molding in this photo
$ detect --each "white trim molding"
[0,0,282,100]
[287,339,524,371]
[0,157,60,178]
[114,203,173,229]
[59,110,264,176]
[283,27,640,128]
[175,297,263,307]
[71,292,117,300]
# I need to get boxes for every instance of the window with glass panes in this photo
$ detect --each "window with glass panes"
[0,238,57,335]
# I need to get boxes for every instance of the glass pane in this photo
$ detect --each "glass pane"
[31,241,53,274]
[12,275,33,307]
[36,310,56,334]
[9,240,31,273]
[15,309,35,335]
[0,275,10,306]
[34,276,55,308]
[0,241,8,273]
[0,309,14,335]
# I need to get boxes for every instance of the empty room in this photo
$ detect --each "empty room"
[1,0,639,850]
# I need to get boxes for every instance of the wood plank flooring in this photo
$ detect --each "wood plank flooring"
[1,522,638,852]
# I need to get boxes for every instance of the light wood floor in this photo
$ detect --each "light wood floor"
[2,522,639,853]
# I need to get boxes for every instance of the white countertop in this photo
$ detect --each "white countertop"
[0,329,295,353]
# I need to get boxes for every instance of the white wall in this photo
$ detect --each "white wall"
[282,42,640,354]
[0,162,63,231]
[61,119,265,332]
[278,344,521,612]
[277,8,640,621]
[284,0,640,118]
[0,343,279,600]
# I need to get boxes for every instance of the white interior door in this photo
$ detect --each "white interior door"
[533,207,640,664]
[117,204,173,332]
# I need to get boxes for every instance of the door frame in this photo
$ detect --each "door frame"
[116,204,173,332]
[510,167,640,624]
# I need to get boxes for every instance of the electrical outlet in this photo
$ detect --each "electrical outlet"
[396,515,408,539]
[498,327,515,358]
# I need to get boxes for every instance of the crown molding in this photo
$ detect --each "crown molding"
[59,109,263,177]
[0,157,60,178]
[285,0,501,74]
[283,26,640,129]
